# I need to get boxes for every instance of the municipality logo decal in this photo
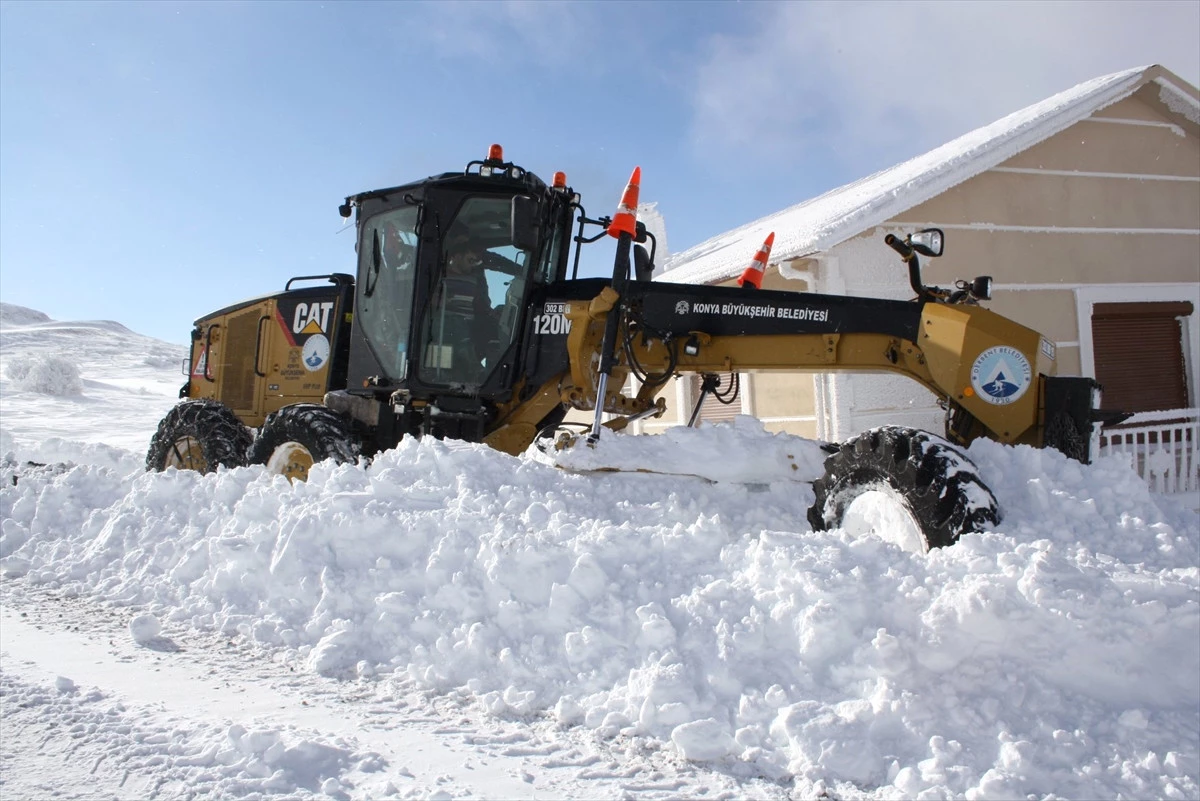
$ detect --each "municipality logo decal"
[302,334,330,372]
[970,346,1031,405]
[675,300,690,315]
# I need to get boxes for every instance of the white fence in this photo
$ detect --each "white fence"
[1096,408,1199,494]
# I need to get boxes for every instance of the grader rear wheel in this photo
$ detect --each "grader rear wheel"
[145,399,253,474]
[807,426,1001,552]
[163,435,206,471]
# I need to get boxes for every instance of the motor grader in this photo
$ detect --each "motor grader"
[147,146,1107,550]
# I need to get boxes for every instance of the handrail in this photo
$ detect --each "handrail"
[1104,407,1199,426]
[1097,408,1199,494]
[203,325,217,382]
[253,316,270,378]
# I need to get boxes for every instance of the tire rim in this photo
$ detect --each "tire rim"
[165,436,208,472]
[841,486,928,554]
[265,441,314,482]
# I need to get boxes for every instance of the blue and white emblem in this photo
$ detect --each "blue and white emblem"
[302,334,330,372]
[970,345,1031,405]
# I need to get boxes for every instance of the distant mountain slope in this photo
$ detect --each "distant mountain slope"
[0,304,181,367]
[1,302,139,337]
[0,305,187,457]
[0,302,52,327]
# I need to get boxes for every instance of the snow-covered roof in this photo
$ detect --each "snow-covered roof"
[661,65,1197,285]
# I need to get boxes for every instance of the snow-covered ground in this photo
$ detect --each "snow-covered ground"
[1,301,1197,800]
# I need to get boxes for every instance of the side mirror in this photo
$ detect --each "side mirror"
[635,220,648,244]
[909,228,944,258]
[510,195,540,252]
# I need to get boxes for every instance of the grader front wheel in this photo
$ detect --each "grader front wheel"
[265,440,316,482]
[807,426,1001,552]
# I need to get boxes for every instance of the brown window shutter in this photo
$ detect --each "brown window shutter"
[1092,301,1192,413]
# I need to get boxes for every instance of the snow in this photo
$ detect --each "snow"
[4,352,84,396]
[660,66,1164,286]
[1157,77,1200,125]
[0,302,52,327]
[1,303,1198,800]
[128,612,163,644]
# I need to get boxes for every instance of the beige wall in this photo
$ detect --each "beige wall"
[1003,95,1199,178]
[749,372,819,439]
[984,289,1082,375]
[913,228,1199,287]
[902,170,1198,230]
[752,371,816,418]
[1102,89,1184,124]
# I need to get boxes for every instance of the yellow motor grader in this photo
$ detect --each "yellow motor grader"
[147,146,1110,550]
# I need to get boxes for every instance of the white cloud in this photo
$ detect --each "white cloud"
[688,0,1200,175]
[412,1,602,71]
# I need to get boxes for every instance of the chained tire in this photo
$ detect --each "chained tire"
[1044,410,1088,463]
[146,399,253,474]
[807,426,1001,552]
[247,403,360,482]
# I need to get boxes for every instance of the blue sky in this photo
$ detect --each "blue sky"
[2,0,1197,344]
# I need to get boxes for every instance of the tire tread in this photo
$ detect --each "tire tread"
[247,403,360,473]
[145,399,252,473]
[807,426,1001,550]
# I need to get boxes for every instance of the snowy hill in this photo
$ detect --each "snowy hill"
[0,309,1197,800]
[0,304,186,458]
[0,302,52,327]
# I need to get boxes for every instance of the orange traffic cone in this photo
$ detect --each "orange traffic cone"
[607,166,641,239]
[737,232,775,289]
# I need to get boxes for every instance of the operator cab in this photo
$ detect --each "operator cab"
[337,145,576,445]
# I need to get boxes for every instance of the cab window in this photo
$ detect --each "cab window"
[418,197,535,386]
[357,206,419,380]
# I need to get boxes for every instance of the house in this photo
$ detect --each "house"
[644,65,1200,493]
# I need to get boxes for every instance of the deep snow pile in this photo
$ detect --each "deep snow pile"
[1,303,1198,798]
[3,424,1198,799]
